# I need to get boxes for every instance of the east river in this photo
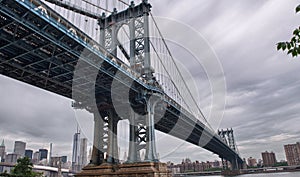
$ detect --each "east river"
[192,171,300,177]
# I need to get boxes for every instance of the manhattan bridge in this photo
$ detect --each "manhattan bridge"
[0,0,243,174]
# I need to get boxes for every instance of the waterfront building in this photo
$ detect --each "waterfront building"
[39,149,48,161]
[284,142,300,166]
[194,161,211,172]
[0,140,5,162]
[180,158,193,172]
[25,149,33,159]
[261,151,277,167]
[177,158,212,173]
[211,160,221,168]
[13,141,26,157]
[167,161,180,174]
[247,157,257,167]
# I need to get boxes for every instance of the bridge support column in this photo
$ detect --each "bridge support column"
[231,160,237,170]
[230,155,240,170]
[144,99,158,162]
[107,110,119,164]
[127,111,141,162]
[221,158,228,170]
[90,112,105,165]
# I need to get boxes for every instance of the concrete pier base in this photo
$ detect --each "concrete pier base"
[75,162,171,177]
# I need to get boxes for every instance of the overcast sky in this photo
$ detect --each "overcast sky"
[1,0,300,164]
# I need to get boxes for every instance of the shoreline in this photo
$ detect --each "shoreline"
[174,168,300,176]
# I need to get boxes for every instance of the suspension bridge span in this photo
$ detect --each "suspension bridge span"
[0,0,243,174]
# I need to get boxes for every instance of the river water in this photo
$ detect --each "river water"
[192,171,300,177]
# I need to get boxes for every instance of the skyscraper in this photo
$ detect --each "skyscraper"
[39,149,48,161]
[79,138,88,166]
[72,131,80,172]
[284,142,300,166]
[0,140,6,162]
[261,151,277,167]
[25,149,33,159]
[14,141,26,157]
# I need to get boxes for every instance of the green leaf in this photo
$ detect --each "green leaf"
[277,43,282,50]
[287,42,292,50]
[292,49,297,57]
[293,28,299,35]
[292,36,296,43]
[282,43,287,50]
[297,47,300,54]
[296,4,300,13]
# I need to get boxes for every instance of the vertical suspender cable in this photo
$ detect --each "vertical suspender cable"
[150,13,213,130]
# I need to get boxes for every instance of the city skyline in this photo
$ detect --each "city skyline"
[0,0,300,165]
[0,137,297,165]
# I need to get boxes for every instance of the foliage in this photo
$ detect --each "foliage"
[0,157,43,177]
[277,4,300,57]
[274,162,288,167]
[0,171,11,177]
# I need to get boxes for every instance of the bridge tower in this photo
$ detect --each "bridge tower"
[218,128,240,170]
[73,1,169,176]
[89,0,158,164]
[76,1,171,176]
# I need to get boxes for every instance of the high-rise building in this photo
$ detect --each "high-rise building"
[261,151,277,167]
[72,131,80,172]
[39,149,48,161]
[25,149,33,159]
[79,138,88,166]
[284,142,300,166]
[32,151,40,164]
[0,140,6,162]
[14,141,26,157]
[49,143,52,164]
[5,153,20,164]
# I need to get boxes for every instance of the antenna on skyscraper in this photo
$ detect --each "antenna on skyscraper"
[77,123,81,134]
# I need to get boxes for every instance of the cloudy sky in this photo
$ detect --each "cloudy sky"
[1,0,300,164]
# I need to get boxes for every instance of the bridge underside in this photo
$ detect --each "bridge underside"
[0,0,243,168]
